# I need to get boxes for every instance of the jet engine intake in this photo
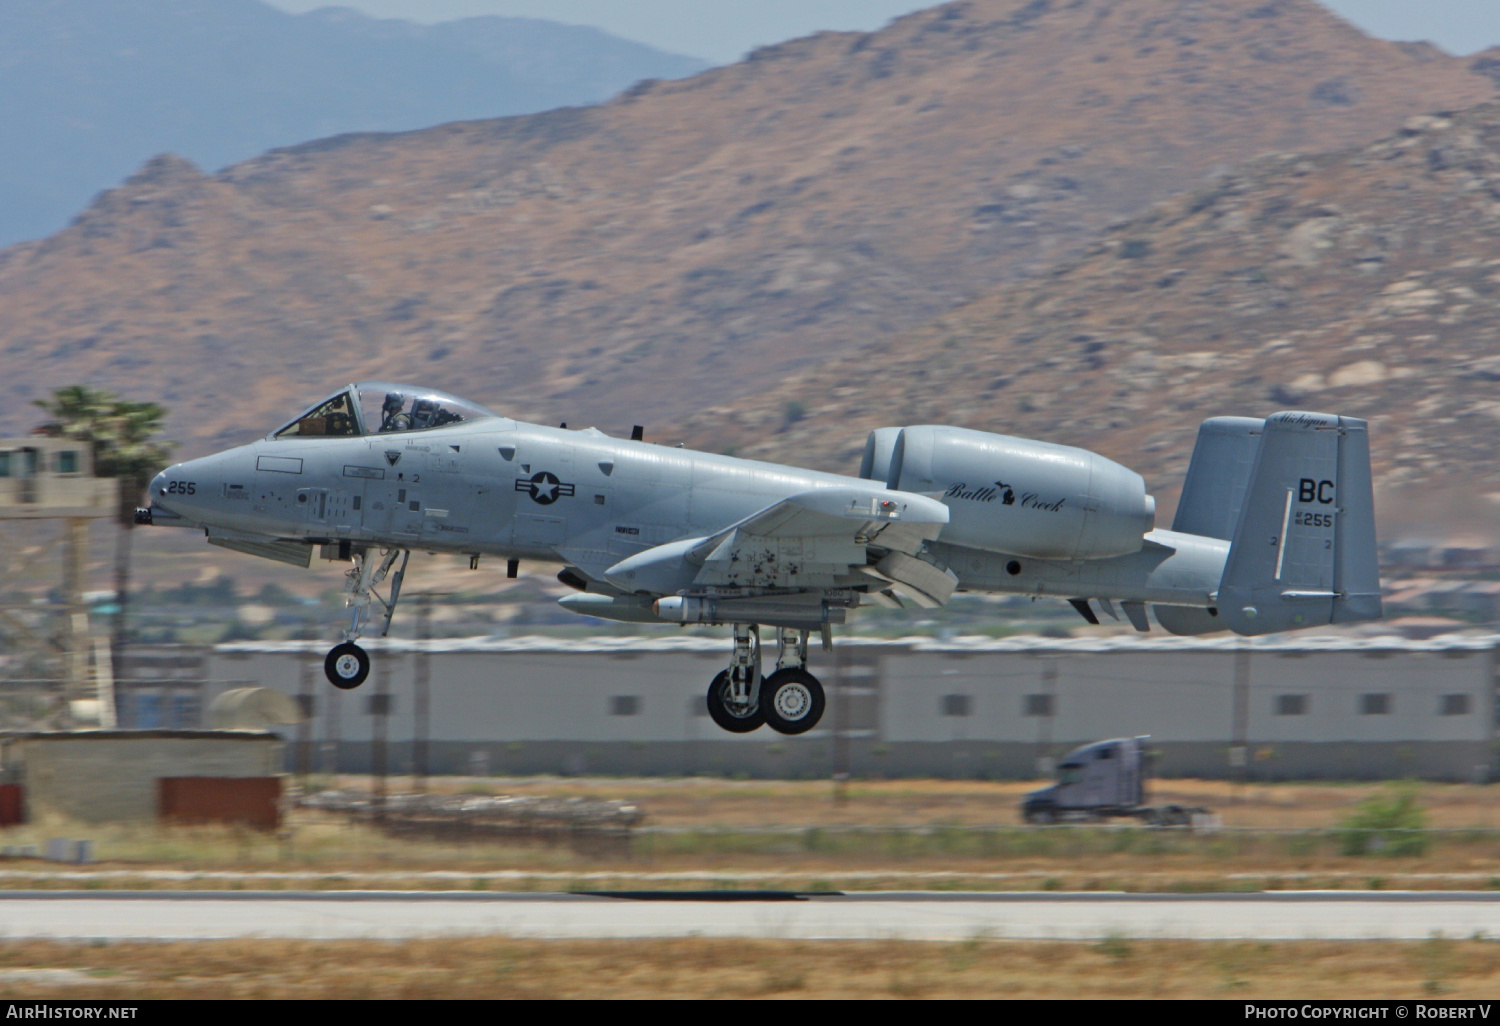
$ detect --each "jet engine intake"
[858,428,903,484]
[886,426,1155,560]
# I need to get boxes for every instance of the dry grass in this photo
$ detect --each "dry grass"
[377,775,1500,830]
[0,937,1497,999]
[7,778,1500,891]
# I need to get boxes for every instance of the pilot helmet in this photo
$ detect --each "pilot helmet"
[382,392,406,414]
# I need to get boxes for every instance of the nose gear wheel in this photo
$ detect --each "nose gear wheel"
[321,546,406,691]
[325,641,370,690]
[762,667,825,735]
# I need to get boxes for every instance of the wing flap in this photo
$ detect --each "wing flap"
[725,487,949,548]
[604,486,953,603]
[855,551,959,608]
[689,488,951,595]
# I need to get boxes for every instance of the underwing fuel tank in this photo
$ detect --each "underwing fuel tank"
[879,426,1155,560]
[557,593,663,624]
[654,596,846,627]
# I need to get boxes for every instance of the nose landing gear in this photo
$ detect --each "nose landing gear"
[325,642,370,690]
[321,546,409,689]
[704,625,827,735]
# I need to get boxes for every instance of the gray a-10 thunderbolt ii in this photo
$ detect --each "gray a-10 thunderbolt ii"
[137,383,1380,735]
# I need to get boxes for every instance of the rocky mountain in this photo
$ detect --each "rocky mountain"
[0,0,706,244]
[1,0,1496,457]
[678,101,1500,532]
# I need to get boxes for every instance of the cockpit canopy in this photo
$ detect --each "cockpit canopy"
[273,383,498,439]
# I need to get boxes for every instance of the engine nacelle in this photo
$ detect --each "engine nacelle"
[858,427,903,484]
[883,425,1155,560]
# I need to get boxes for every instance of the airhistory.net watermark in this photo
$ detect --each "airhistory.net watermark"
[4,1008,137,1019]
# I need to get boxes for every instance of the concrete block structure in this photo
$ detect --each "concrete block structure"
[2,730,283,823]
[179,634,1500,782]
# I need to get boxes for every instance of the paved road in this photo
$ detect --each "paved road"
[4,891,1500,941]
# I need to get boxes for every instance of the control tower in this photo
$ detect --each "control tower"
[0,437,118,727]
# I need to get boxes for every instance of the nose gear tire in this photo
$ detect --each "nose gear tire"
[762,667,825,735]
[325,642,370,690]
[706,670,764,733]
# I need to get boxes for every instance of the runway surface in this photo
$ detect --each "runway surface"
[4,891,1500,941]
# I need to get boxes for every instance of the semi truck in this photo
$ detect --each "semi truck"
[1020,736,1211,827]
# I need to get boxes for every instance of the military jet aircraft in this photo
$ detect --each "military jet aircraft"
[136,383,1380,735]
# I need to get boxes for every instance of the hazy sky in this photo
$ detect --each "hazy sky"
[266,1,1500,63]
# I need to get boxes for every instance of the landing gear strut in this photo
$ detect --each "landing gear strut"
[322,546,409,689]
[706,624,764,732]
[762,628,826,735]
[705,625,827,735]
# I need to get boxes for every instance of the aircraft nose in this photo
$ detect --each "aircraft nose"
[150,464,186,511]
[151,457,216,509]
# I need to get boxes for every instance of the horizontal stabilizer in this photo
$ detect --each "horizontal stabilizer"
[1154,604,1227,636]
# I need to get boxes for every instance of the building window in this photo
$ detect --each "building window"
[1440,694,1472,716]
[134,693,163,729]
[941,694,972,717]
[1024,694,1054,717]
[54,451,78,474]
[610,695,640,716]
[367,694,393,716]
[170,693,200,728]
[1276,694,1308,716]
[1360,693,1391,715]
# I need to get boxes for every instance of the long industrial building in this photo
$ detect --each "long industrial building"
[108,633,1500,781]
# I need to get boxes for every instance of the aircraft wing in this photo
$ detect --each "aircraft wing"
[688,487,957,607]
[711,488,945,549]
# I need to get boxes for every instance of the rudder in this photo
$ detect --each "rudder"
[1218,412,1381,636]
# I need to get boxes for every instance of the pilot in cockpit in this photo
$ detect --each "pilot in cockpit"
[380,392,412,433]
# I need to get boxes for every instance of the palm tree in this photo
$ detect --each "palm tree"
[33,387,175,683]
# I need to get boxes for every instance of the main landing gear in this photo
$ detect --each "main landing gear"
[322,546,409,690]
[705,625,826,735]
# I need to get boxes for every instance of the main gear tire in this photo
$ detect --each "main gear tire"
[325,642,370,690]
[706,670,764,733]
[761,667,826,735]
